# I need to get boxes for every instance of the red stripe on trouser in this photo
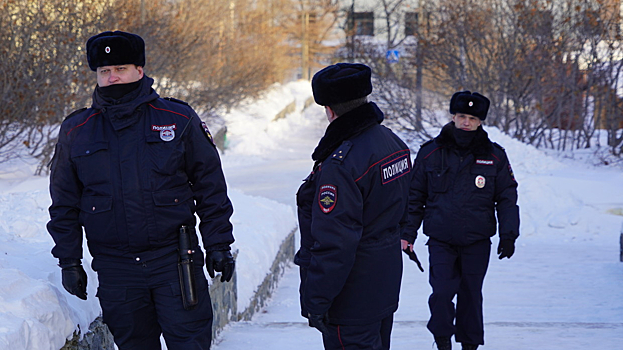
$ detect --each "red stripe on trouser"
[337,325,345,350]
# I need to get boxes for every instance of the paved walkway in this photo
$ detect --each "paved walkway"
[212,238,623,349]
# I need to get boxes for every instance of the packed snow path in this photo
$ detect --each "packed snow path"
[215,84,623,349]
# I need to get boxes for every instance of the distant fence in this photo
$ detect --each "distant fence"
[272,100,296,122]
[303,96,315,110]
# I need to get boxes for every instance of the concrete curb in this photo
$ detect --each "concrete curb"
[235,227,296,322]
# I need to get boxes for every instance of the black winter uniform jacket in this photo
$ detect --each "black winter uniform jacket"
[47,76,234,261]
[403,122,519,246]
[295,103,411,326]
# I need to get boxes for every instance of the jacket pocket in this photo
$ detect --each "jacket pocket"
[470,165,497,199]
[96,285,127,302]
[151,184,195,243]
[79,195,118,245]
[71,142,110,187]
[426,165,450,193]
[145,133,185,176]
[294,248,311,268]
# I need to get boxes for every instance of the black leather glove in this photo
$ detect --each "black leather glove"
[59,259,87,300]
[206,250,235,282]
[497,239,515,259]
[308,312,330,335]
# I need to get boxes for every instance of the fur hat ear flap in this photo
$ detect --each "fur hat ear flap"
[312,63,372,106]
[449,91,490,120]
[86,31,145,71]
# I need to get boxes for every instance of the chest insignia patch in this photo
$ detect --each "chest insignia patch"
[152,124,176,142]
[318,184,337,214]
[476,159,493,165]
[475,175,486,188]
[381,154,410,185]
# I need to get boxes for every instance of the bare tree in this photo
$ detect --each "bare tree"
[342,0,623,159]
[1,0,341,173]
[277,0,339,80]
[0,0,112,173]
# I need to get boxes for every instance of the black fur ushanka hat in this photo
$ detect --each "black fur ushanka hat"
[312,63,372,106]
[86,31,145,71]
[449,91,490,120]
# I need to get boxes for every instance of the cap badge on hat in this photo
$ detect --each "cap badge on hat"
[475,175,485,189]
[469,101,473,107]
[105,46,111,54]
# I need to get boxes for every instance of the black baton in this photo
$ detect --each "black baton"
[178,225,199,310]
[403,246,425,272]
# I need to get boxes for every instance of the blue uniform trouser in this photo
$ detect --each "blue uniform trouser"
[92,249,213,350]
[321,314,394,350]
[426,238,491,346]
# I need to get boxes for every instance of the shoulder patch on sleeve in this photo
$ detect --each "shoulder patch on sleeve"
[508,163,517,182]
[163,97,189,106]
[492,143,516,182]
[200,121,215,145]
[330,141,352,163]
[318,184,337,213]
[64,108,87,121]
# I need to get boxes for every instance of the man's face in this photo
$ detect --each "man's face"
[452,113,481,131]
[96,64,144,87]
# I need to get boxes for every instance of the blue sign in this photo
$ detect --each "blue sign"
[386,50,400,63]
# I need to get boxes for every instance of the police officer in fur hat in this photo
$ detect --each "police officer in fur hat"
[402,91,520,350]
[47,31,235,349]
[294,63,412,350]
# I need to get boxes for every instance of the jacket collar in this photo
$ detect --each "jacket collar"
[92,75,160,131]
[312,102,384,162]
[436,122,492,155]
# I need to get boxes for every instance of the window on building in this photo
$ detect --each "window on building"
[347,11,374,36]
[405,11,418,36]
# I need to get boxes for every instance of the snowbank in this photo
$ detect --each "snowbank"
[0,81,306,349]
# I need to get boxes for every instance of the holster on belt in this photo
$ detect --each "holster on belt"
[178,225,198,310]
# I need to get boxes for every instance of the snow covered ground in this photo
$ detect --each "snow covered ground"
[0,80,622,349]
[213,83,623,349]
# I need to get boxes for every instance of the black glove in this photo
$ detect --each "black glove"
[308,312,330,335]
[497,239,515,259]
[206,250,235,282]
[59,259,87,300]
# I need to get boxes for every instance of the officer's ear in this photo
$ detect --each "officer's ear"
[325,106,338,123]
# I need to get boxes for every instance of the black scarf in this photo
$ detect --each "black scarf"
[91,75,160,129]
[435,122,492,156]
[453,127,477,149]
[96,80,142,101]
[312,102,384,162]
